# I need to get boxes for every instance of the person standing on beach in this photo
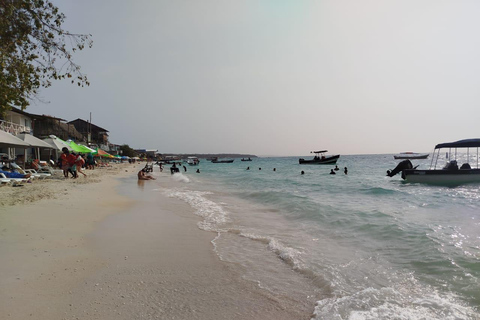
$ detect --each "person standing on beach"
[86,153,95,170]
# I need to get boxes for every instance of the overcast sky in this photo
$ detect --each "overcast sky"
[32,0,480,156]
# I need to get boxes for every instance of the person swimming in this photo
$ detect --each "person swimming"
[330,169,336,175]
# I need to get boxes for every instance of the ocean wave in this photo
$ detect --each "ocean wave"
[237,231,333,293]
[312,286,477,320]
[165,189,228,231]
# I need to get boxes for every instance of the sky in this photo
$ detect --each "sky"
[29,0,480,156]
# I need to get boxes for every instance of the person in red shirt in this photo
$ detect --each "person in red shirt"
[60,147,71,178]
[68,152,77,178]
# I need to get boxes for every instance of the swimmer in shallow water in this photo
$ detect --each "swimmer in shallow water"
[138,169,155,180]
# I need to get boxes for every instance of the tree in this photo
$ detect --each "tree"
[119,144,137,158]
[0,0,92,115]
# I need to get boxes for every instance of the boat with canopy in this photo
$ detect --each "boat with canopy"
[388,139,480,185]
[299,150,340,165]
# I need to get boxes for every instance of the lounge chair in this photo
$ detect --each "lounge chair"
[0,173,13,185]
[0,173,29,185]
[23,169,52,179]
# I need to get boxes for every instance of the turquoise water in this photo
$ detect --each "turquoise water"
[135,155,480,319]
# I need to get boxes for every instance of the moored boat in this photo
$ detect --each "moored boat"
[387,139,480,185]
[241,158,252,161]
[186,157,200,165]
[299,150,340,165]
[212,158,234,163]
[393,152,429,160]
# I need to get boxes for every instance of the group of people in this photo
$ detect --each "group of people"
[59,147,92,178]
[330,165,348,175]
[246,165,348,175]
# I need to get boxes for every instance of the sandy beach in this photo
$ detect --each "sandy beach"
[0,164,310,320]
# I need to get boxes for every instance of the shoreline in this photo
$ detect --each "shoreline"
[0,165,310,319]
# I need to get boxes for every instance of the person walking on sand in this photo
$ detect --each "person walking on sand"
[75,154,87,177]
[61,147,72,178]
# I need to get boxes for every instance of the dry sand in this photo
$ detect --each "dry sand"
[0,164,310,320]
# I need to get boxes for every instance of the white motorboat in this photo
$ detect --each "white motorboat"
[186,157,200,165]
[393,152,429,160]
[387,139,480,185]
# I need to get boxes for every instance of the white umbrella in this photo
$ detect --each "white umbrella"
[0,130,31,147]
[16,133,55,161]
[43,135,73,151]
[16,133,55,149]
[0,131,31,167]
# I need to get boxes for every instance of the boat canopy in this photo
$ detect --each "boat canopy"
[312,150,328,153]
[435,139,480,149]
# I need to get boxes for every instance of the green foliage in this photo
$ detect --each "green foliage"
[119,144,137,158]
[0,0,92,115]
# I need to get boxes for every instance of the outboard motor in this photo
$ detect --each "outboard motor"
[387,160,413,178]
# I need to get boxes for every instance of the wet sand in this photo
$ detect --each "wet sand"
[0,165,309,320]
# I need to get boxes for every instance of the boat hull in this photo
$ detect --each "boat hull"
[212,160,234,163]
[404,169,480,185]
[394,154,429,160]
[299,155,340,165]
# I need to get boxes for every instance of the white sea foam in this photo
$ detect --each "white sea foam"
[237,232,305,271]
[165,189,228,231]
[171,173,190,183]
[312,286,476,320]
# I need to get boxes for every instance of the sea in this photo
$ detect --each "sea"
[123,155,480,319]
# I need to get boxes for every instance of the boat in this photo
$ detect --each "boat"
[393,152,429,160]
[241,158,252,161]
[387,139,480,185]
[186,157,200,165]
[299,150,340,165]
[211,157,234,163]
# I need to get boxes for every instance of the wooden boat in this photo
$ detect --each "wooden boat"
[212,158,234,163]
[241,158,252,161]
[394,152,429,160]
[299,150,340,165]
[387,139,480,185]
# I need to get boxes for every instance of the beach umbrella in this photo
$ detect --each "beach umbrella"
[0,130,31,148]
[16,133,55,162]
[16,133,55,149]
[93,148,114,158]
[67,140,94,153]
[78,143,95,153]
[43,135,73,152]
[0,130,31,164]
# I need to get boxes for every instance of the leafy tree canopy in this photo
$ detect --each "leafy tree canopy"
[119,144,137,158]
[0,0,92,115]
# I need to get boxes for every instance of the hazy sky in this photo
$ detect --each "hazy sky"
[31,1,480,156]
